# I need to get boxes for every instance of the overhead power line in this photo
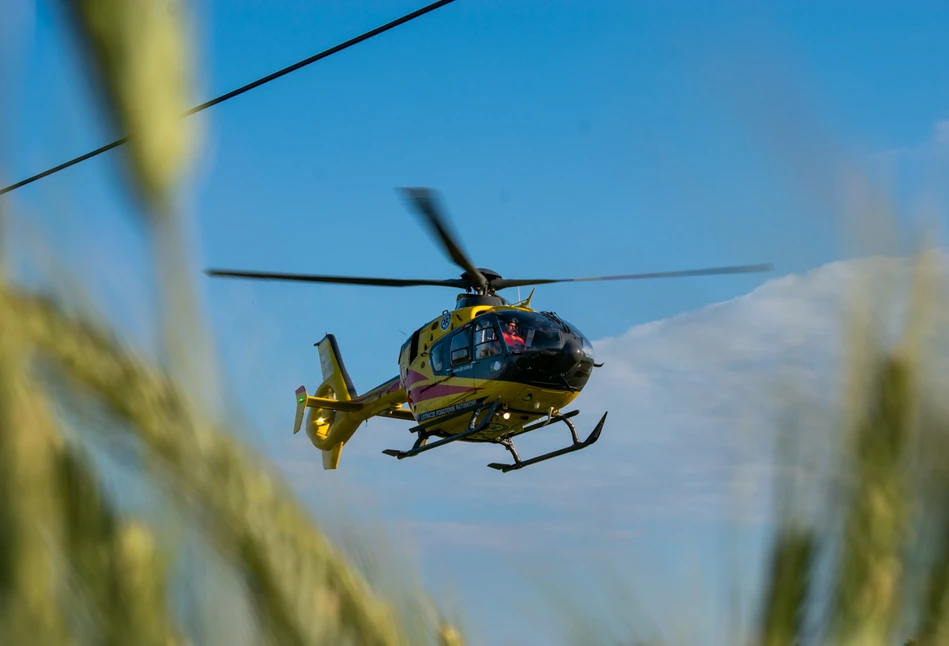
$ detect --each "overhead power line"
[0,0,459,197]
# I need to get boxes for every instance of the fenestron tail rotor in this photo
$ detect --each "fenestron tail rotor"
[203,187,775,293]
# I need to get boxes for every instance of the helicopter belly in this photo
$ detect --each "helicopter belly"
[413,378,578,442]
[482,385,581,438]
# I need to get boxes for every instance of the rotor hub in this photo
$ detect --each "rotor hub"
[461,268,502,294]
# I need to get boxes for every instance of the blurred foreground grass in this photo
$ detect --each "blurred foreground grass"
[1,2,463,644]
[4,3,949,645]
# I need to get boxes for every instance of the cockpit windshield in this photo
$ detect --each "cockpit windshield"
[494,310,564,353]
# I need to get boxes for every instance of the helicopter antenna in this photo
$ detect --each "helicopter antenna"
[0,0,460,197]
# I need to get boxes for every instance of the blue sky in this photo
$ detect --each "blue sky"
[4,1,949,644]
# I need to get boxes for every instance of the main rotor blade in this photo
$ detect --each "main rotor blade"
[397,187,488,290]
[492,263,775,290]
[205,269,466,288]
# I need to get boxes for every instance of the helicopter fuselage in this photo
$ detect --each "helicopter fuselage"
[397,297,597,442]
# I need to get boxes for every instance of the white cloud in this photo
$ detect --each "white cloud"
[581,252,949,504]
[935,119,949,146]
[871,115,949,163]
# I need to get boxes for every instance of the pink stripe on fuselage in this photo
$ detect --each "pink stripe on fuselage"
[410,382,479,403]
[402,369,428,388]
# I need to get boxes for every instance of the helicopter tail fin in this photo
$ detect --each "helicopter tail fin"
[315,333,358,401]
[294,335,408,470]
[299,334,358,469]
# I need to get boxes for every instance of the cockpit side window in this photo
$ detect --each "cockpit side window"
[430,339,445,373]
[473,316,502,360]
[449,326,472,366]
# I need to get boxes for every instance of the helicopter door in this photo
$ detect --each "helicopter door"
[471,317,503,379]
[468,318,506,433]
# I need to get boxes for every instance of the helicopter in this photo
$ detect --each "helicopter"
[205,188,773,473]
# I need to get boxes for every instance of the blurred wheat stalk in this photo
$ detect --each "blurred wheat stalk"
[752,249,949,646]
[0,2,463,644]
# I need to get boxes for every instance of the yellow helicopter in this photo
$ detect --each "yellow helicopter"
[206,188,772,473]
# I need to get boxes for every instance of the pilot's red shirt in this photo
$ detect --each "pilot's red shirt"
[503,331,526,350]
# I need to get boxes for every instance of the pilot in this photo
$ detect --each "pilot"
[502,319,526,350]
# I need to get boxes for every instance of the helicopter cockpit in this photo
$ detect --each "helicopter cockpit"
[494,310,568,354]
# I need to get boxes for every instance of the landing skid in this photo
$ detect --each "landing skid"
[382,398,501,460]
[487,410,607,473]
[381,400,607,473]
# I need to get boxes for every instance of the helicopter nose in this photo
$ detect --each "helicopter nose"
[558,336,585,372]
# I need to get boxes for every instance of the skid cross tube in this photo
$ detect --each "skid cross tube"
[487,411,608,473]
[521,409,581,434]
[383,398,500,460]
